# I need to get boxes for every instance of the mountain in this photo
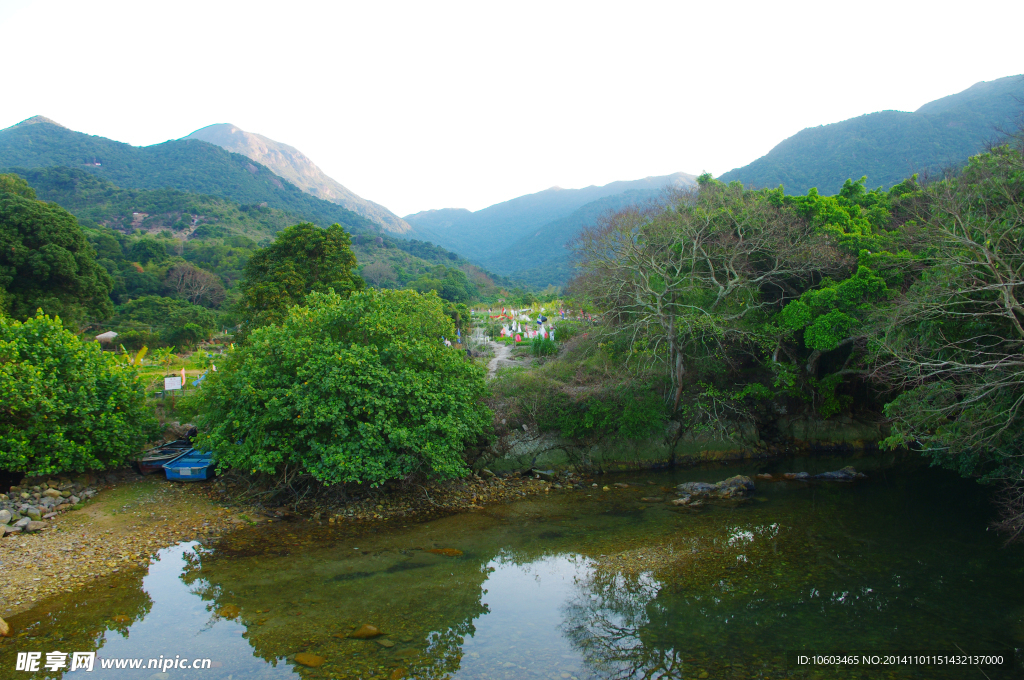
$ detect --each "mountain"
[718,75,1024,194]
[183,123,411,234]
[404,172,696,286]
[0,116,375,233]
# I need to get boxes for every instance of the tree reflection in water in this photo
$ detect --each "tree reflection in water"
[561,566,694,680]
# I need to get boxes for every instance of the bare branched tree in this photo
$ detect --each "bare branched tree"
[874,144,1024,537]
[165,264,227,307]
[572,182,843,412]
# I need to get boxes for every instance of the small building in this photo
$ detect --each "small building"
[95,331,118,344]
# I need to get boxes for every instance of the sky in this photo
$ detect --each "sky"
[1,0,1022,216]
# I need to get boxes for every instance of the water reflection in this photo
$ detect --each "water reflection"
[1,458,1022,679]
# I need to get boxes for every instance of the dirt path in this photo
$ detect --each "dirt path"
[486,340,515,379]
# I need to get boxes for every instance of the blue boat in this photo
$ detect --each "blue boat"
[163,448,215,481]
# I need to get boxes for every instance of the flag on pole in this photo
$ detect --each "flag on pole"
[180,366,186,385]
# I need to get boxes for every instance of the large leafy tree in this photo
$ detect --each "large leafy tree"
[0,174,114,325]
[235,222,363,339]
[187,288,491,486]
[0,313,155,476]
[877,146,1024,536]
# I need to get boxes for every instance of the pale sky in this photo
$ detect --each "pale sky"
[1,0,1021,216]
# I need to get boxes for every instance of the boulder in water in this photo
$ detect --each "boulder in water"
[782,472,810,480]
[676,475,755,500]
[814,466,867,481]
[0,616,10,637]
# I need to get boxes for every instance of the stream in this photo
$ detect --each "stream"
[2,452,1021,679]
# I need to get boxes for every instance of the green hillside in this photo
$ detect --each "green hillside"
[5,167,518,313]
[404,172,695,287]
[0,116,376,233]
[718,75,1024,194]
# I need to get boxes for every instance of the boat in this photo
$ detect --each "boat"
[135,439,194,475]
[163,448,215,481]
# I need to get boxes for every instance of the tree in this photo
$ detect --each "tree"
[163,263,227,307]
[876,146,1024,537]
[0,313,155,476]
[361,260,396,288]
[185,289,491,487]
[572,179,841,414]
[235,222,364,339]
[111,295,217,348]
[0,176,114,325]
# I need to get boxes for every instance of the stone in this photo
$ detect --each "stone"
[756,473,773,480]
[19,492,30,500]
[602,486,610,491]
[2,525,22,535]
[14,517,30,528]
[43,513,57,520]
[426,548,463,557]
[814,466,867,481]
[640,497,663,503]
[25,521,48,533]
[532,469,556,482]
[613,482,630,488]
[294,653,325,668]
[376,638,395,648]
[69,496,80,505]
[0,616,10,637]
[676,482,718,496]
[0,509,10,525]
[349,624,384,639]
[26,508,41,521]
[782,471,810,480]
[42,489,62,499]
[390,668,408,680]
[481,468,496,478]
[717,475,755,498]
[218,605,240,619]
[670,496,692,506]
[61,490,72,498]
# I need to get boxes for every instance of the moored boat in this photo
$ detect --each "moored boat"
[163,449,215,481]
[135,439,193,475]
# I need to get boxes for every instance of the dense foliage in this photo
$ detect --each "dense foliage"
[235,222,364,338]
[186,289,491,486]
[0,174,113,325]
[0,313,154,476]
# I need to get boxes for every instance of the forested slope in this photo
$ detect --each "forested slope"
[719,75,1024,194]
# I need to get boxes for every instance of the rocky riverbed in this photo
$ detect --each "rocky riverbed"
[0,467,577,620]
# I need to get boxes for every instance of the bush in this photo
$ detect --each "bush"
[0,313,156,476]
[185,289,492,486]
[531,337,557,356]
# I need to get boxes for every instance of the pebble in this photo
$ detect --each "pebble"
[376,638,395,648]
[349,624,384,638]
[0,616,9,636]
[294,652,325,667]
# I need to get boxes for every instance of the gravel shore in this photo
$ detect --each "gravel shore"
[1,468,584,619]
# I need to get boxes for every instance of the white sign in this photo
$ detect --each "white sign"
[164,377,183,391]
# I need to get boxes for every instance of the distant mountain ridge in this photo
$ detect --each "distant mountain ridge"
[0,116,375,233]
[183,123,411,234]
[404,171,697,286]
[719,75,1024,194]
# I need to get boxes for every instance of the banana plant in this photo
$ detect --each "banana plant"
[117,345,149,366]
[150,347,176,369]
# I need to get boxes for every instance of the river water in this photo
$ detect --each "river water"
[2,453,1021,679]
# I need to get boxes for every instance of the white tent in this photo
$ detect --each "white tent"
[95,331,118,343]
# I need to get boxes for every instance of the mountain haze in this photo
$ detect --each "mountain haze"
[719,75,1024,194]
[183,124,411,234]
[404,172,696,286]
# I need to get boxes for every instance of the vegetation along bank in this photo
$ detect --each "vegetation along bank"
[2,128,1024,558]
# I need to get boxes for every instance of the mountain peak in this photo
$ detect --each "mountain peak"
[182,123,410,234]
[3,115,66,132]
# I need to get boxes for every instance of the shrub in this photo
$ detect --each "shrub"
[530,337,557,356]
[185,289,492,486]
[0,313,155,476]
